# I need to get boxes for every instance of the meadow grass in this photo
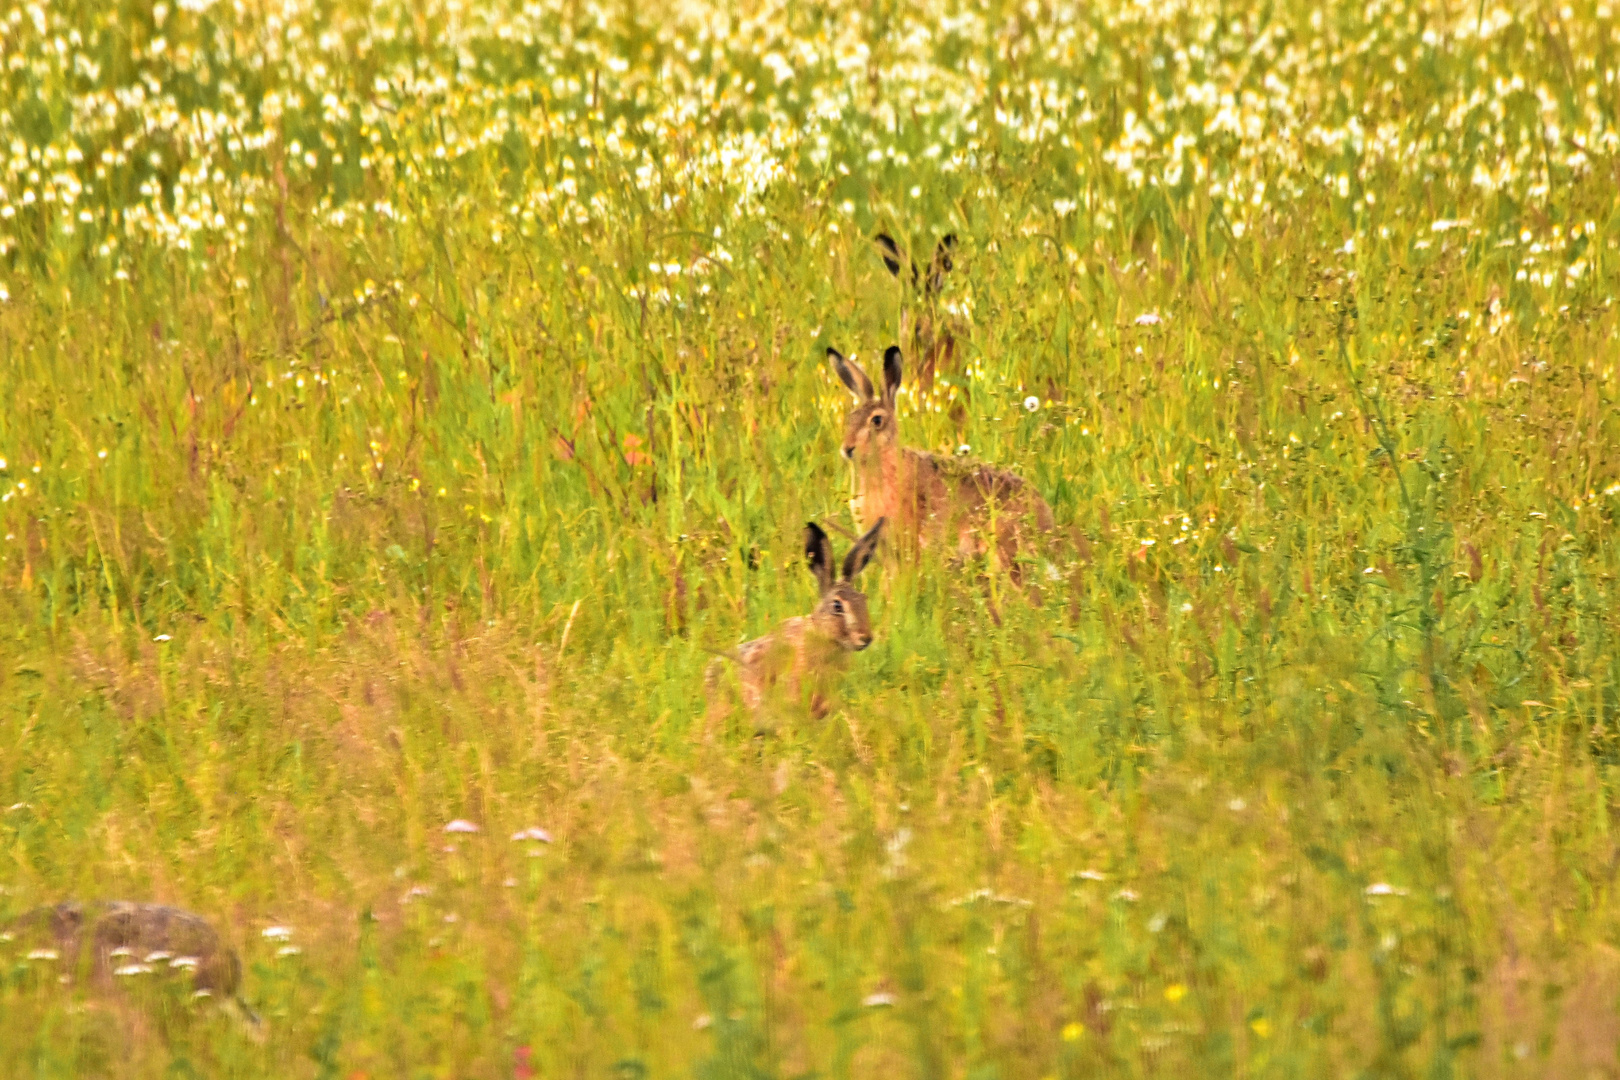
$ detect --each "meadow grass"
[2,0,1619,1075]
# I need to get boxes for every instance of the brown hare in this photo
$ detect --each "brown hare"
[875,232,963,397]
[829,344,1052,580]
[709,518,886,723]
[4,900,260,1027]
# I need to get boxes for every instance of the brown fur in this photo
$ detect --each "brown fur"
[5,900,255,1021]
[830,345,1053,579]
[708,520,884,724]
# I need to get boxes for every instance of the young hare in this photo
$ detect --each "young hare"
[875,232,963,396]
[830,344,1053,580]
[710,518,886,724]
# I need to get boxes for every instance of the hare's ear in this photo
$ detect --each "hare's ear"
[828,347,874,401]
[881,346,903,404]
[926,234,957,296]
[805,522,835,595]
[875,233,904,278]
[842,518,885,581]
[876,233,920,289]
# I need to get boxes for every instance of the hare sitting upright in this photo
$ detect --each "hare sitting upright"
[829,344,1053,581]
[710,519,886,725]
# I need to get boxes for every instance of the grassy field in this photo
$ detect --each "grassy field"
[2,0,1619,1075]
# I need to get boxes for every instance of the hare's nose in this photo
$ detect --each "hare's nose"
[855,635,872,650]
[842,445,854,460]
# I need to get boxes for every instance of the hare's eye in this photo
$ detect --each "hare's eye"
[870,414,884,428]
[831,600,844,615]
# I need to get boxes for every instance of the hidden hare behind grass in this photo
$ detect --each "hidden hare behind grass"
[830,344,1053,583]
[3,900,261,1030]
[875,232,964,398]
[707,518,886,728]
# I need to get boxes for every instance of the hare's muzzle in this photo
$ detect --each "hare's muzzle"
[841,444,855,460]
[853,634,872,651]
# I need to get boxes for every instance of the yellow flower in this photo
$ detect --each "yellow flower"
[1061,1021,1084,1042]
[1250,1017,1271,1039]
[1164,983,1187,1003]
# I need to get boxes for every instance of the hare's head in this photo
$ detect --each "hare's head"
[48,901,87,941]
[875,233,956,299]
[829,346,903,464]
[804,519,886,651]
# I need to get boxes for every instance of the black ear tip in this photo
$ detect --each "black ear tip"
[875,234,903,272]
[884,345,902,363]
[941,233,957,247]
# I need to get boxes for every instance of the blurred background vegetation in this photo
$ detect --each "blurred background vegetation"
[2,0,1618,1075]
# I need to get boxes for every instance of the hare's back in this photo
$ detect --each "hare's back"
[95,902,221,951]
[910,451,1045,519]
[93,902,241,993]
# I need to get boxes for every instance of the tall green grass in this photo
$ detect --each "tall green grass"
[2,0,1619,1075]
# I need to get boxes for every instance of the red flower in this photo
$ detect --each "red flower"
[623,433,653,467]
